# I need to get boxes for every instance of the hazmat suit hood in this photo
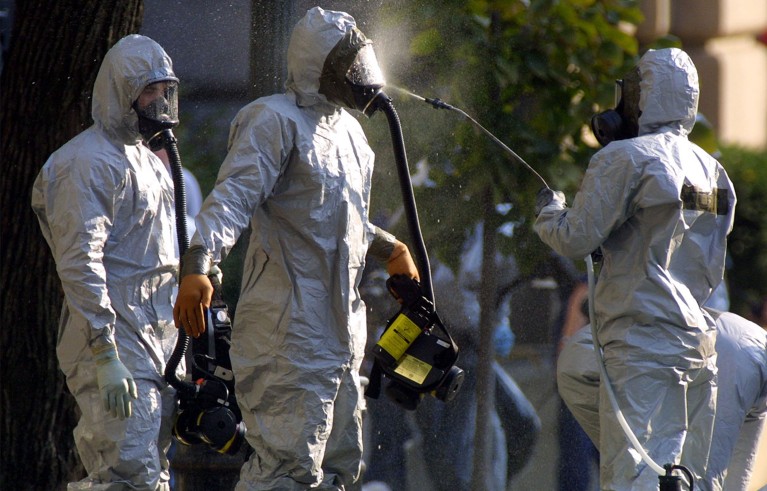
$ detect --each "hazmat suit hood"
[92,34,178,145]
[637,48,699,137]
[286,7,356,107]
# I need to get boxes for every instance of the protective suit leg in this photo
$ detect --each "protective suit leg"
[317,367,365,490]
[558,326,730,491]
[67,375,175,491]
[558,318,767,491]
[157,384,176,491]
[705,312,767,490]
[234,360,363,491]
[598,336,716,491]
[724,413,767,491]
[556,327,601,447]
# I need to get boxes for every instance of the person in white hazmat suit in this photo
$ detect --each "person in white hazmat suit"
[534,47,736,490]
[557,310,767,491]
[173,7,420,491]
[31,35,183,490]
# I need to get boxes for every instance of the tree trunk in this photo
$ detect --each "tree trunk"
[470,186,500,489]
[0,1,142,488]
[470,10,505,489]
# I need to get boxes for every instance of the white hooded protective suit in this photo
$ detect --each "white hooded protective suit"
[31,35,181,491]
[189,7,383,490]
[557,310,767,491]
[535,48,736,490]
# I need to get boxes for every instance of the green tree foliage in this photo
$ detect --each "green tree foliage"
[367,0,642,274]
[719,145,767,317]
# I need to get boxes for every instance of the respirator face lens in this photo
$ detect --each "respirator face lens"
[319,27,387,116]
[136,80,179,126]
[345,44,386,116]
[345,43,385,89]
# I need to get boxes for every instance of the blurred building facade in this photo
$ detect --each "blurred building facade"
[1,1,764,147]
[638,0,767,149]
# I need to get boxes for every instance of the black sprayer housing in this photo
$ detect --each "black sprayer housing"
[364,94,464,410]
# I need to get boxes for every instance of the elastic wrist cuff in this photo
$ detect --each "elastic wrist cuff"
[91,344,118,366]
[368,226,397,262]
[180,244,213,278]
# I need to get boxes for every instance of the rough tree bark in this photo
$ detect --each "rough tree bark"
[0,1,143,488]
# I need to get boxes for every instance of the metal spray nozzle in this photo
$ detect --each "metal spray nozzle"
[424,97,455,111]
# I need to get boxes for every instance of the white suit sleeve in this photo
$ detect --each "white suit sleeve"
[32,155,125,347]
[192,104,291,263]
[534,146,639,259]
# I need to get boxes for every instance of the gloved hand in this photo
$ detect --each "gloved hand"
[534,187,566,216]
[173,273,213,338]
[386,240,420,282]
[93,344,137,420]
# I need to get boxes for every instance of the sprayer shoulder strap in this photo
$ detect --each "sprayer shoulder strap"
[365,361,383,400]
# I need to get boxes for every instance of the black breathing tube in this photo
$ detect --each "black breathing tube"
[159,129,197,399]
[164,130,190,255]
[372,93,435,305]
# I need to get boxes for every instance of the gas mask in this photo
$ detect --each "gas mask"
[319,27,386,117]
[590,66,641,147]
[134,80,179,150]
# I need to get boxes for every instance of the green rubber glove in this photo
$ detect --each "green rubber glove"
[92,344,138,420]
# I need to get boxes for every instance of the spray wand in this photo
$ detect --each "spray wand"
[425,97,549,189]
[400,90,551,190]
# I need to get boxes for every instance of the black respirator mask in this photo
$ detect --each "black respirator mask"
[319,27,386,117]
[590,67,641,147]
[133,80,179,150]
